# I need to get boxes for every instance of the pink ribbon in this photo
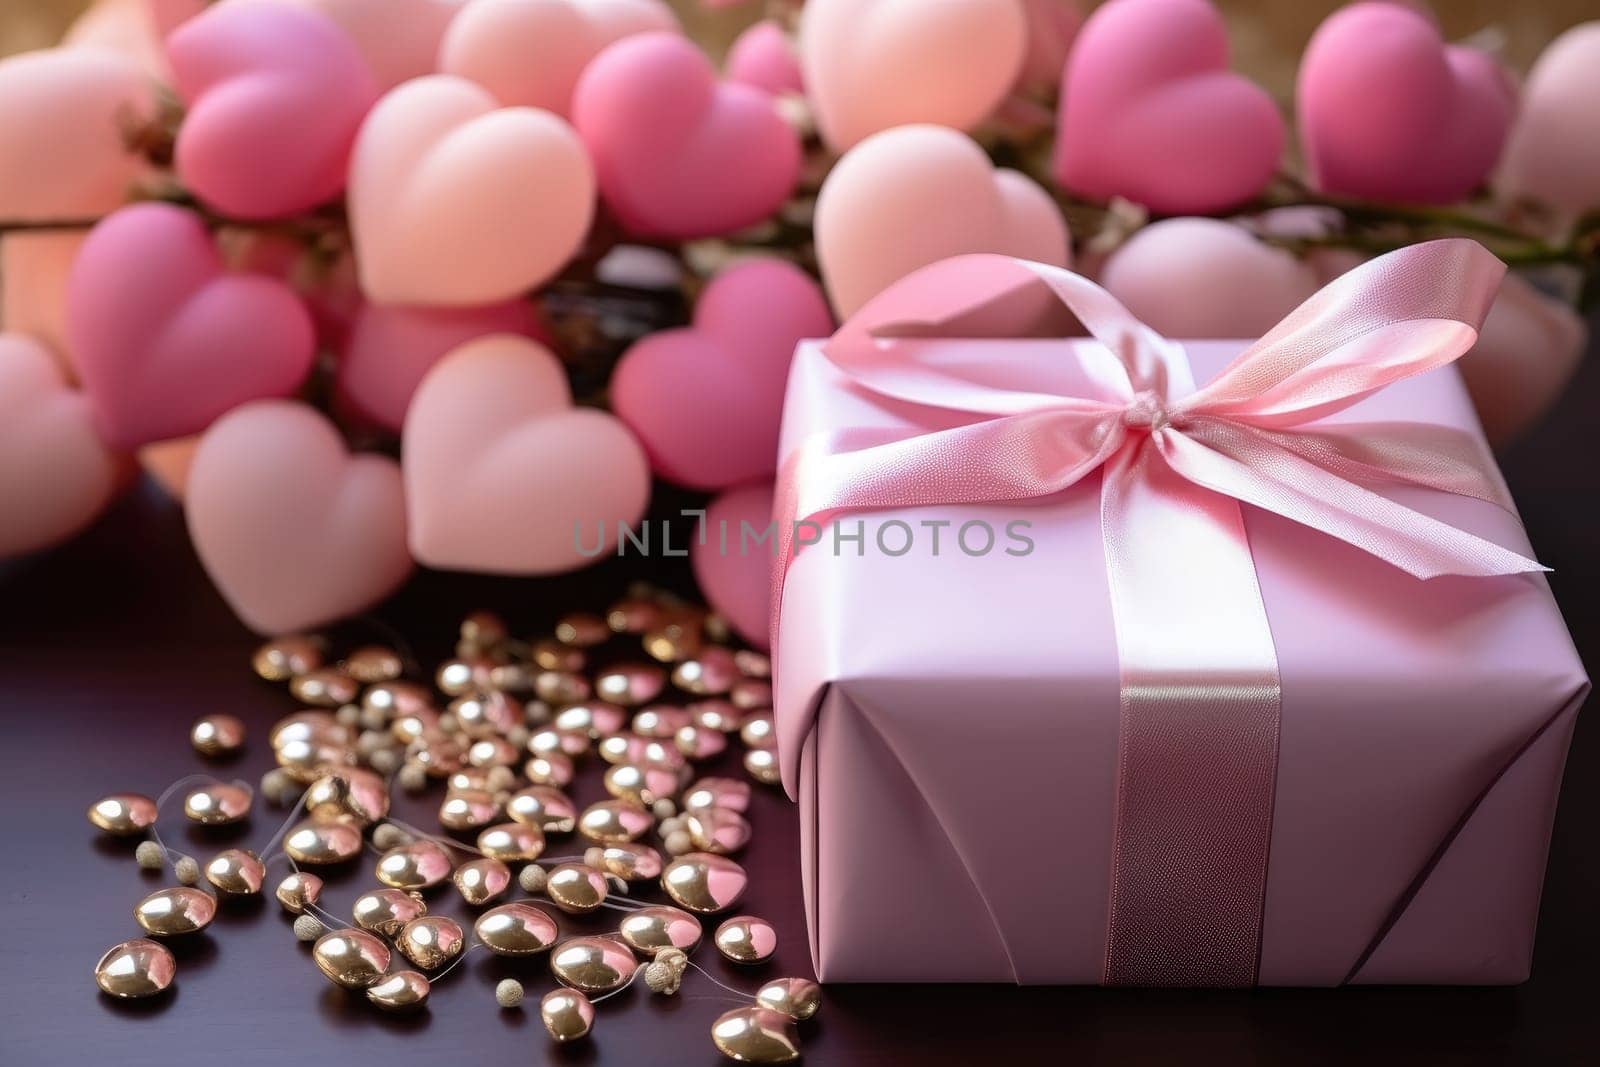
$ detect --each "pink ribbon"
[772,240,1546,987]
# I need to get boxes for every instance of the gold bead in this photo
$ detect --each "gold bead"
[684,807,751,855]
[305,768,389,824]
[540,988,595,1043]
[476,822,546,863]
[363,681,433,718]
[439,789,501,831]
[453,857,511,907]
[643,622,702,663]
[183,782,252,825]
[275,872,324,914]
[274,736,357,783]
[269,710,349,748]
[606,598,662,634]
[375,840,454,890]
[671,649,737,696]
[683,777,751,814]
[525,752,576,788]
[755,978,821,1021]
[714,915,777,964]
[343,645,403,684]
[532,638,585,672]
[690,699,741,733]
[544,863,608,915]
[133,887,216,937]
[94,938,175,999]
[190,714,246,758]
[587,842,663,882]
[204,849,264,895]
[396,916,465,970]
[738,712,776,750]
[312,930,391,990]
[534,671,591,705]
[594,662,666,707]
[661,852,747,914]
[366,970,430,1013]
[475,902,559,956]
[289,668,359,707]
[284,819,364,865]
[643,947,687,995]
[87,793,157,836]
[675,723,728,761]
[549,936,638,994]
[554,612,610,647]
[553,701,626,738]
[252,635,323,681]
[352,888,427,937]
[744,747,781,786]
[617,905,703,958]
[467,736,520,768]
[436,657,494,697]
[730,680,773,712]
[529,726,592,759]
[458,611,508,657]
[507,785,577,834]
[733,650,771,679]
[604,762,679,807]
[710,1007,801,1064]
[578,799,653,844]
[450,692,521,737]
[631,705,690,738]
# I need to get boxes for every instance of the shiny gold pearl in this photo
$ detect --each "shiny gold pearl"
[730,680,773,711]
[447,768,492,792]
[366,969,430,1013]
[204,849,265,895]
[344,645,403,684]
[353,888,427,936]
[284,819,364,865]
[661,852,747,914]
[436,657,493,697]
[450,691,521,737]
[755,978,820,1021]
[269,710,349,748]
[714,915,777,964]
[535,671,591,705]
[190,714,246,758]
[617,905,703,958]
[407,734,463,778]
[555,612,610,647]
[275,736,357,783]
[133,887,216,937]
[643,622,702,663]
[305,768,389,824]
[376,840,454,890]
[607,598,662,634]
[550,936,638,994]
[587,842,662,882]
[439,789,501,831]
[675,723,728,761]
[554,701,627,738]
[690,699,741,733]
[684,807,751,855]
[683,777,752,814]
[94,938,175,999]
[578,799,653,844]
[289,668,359,707]
[252,635,324,681]
[397,916,465,970]
[467,736,520,768]
[391,708,441,745]
[739,712,776,750]
[506,786,577,834]
[529,726,592,759]
[540,988,595,1043]
[632,705,690,738]
[87,793,157,836]
[453,857,511,906]
[476,902,559,956]
[744,747,781,786]
[532,638,585,672]
[604,763,679,807]
[477,822,545,863]
[544,863,608,914]
[594,662,666,707]
[183,782,252,825]
[313,929,391,990]
[711,1007,801,1063]
[364,681,433,718]
[525,752,575,788]
[672,648,737,696]
[734,650,771,679]
[275,872,324,914]
[458,611,508,657]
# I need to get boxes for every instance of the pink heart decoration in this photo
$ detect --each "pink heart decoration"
[168,2,378,220]
[815,124,1070,319]
[264,0,463,91]
[1298,3,1514,205]
[691,482,775,650]
[726,20,803,97]
[67,202,316,450]
[1054,0,1284,214]
[0,335,127,558]
[1015,0,1083,96]
[440,0,679,117]
[0,48,158,221]
[349,75,595,306]
[335,299,551,432]
[404,335,650,574]
[1460,272,1587,447]
[64,0,206,82]
[612,258,831,490]
[186,399,412,634]
[1497,23,1600,226]
[572,33,800,240]
[799,0,1027,152]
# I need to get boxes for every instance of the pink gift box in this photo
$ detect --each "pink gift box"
[773,330,1587,986]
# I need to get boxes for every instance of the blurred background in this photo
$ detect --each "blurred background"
[3,1,1598,98]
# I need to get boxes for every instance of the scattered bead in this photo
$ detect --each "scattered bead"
[94,938,175,999]
[369,748,400,776]
[397,762,428,793]
[755,978,821,1022]
[644,947,688,995]
[135,841,165,870]
[190,714,246,758]
[89,793,159,836]
[293,915,324,942]
[475,903,559,956]
[664,830,693,856]
[371,822,411,850]
[711,1007,801,1064]
[260,768,298,806]
[204,849,265,895]
[367,970,431,1013]
[495,978,525,1009]
[550,935,638,994]
[183,782,252,825]
[135,887,217,937]
[652,797,677,819]
[744,747,781,786]
[252,635,323,681]
[518,864,548,894]
[353,889,428,937]
[618,906,703,958]
[396,915,466,970]
[312,929,391,989]
[174,857,200,885]
[715,915,778,964]
[276,872,324,915]
[540,988,595,1043]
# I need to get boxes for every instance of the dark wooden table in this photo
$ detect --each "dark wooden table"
[2,346,1597,1066]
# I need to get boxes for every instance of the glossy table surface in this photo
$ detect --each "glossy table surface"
[2,350,1598,1065]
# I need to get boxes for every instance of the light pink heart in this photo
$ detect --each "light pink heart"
[186,399,413,634]
[1,230,88,380]
[1054,0,1284,214]
[169,1,378,220]
[263,0,463,91]
[815,124,1069,319]
[1497,23,1600,226]
[799,0,1026,152]
[404,335,650,574]
[691,482,775,650]
[0,48,158,221]
[0,334,127,558]
[612,258,831,490]
[64,0,205,82]
[349,75,595,306]
[1298,3,1513,205]
[726,20,803,97]
[572,32,800,240]
[1460,272,1587,447]
[440,0,679,117]
[67,202,316,450]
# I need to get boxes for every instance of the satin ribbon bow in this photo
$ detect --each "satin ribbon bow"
[773,239,1545,987]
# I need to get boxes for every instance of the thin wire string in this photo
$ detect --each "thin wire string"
[685,959,757,1001]
[148,774,251,868]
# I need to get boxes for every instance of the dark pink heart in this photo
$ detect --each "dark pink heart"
[611,258,831,490]
[68,203,316,450]
[691,482,776,649]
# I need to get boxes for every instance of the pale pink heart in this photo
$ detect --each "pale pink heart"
[261,0,463,91]
[1015,0,1082,96]
[815,124,1069,319]
[1054,0,1284,214]
[64,0,205,82]
[140,435,199,499]
[66,202,316,450]
[1460,272,1587,447]
[1298,3,1514,204]
[186,399,413,634]
[612,258,832,490]
[1,230,88,379]
[0,334,126,558]
[439,0,679,118]
[0,49,158,221]
[335,299,551,432]
[726,20,803,97]
[799,0,1026,152]
[691,482,775,650]
[1098,218,1319,339]
[169,2,379,220]
[572,32,800,240]
[349,75,595,306]
[404,335,650,574]
[1497,23,1600,227]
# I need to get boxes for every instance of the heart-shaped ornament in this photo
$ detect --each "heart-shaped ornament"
[404,335,650,574]
[0,48,158,221]
[169,1,378,220]
[67,202,317,450]
[726,20,803,97]
[0,335,127,558]
[799,0,1027,152]
[572,32,800,240]
[1015,0,1083,96]
[1298,3,1514,204]
[440,0,679,117]
[1497,23,1600,226]
[691,482,775,650]
[612,258,832,490]
[349,75,595,306]
[1054,0,1283,214]
[186,399,413,634]
[263,0,463,91]
[815,124,1069,319]
[1460,271,1587,447]
[64,0,206,82]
